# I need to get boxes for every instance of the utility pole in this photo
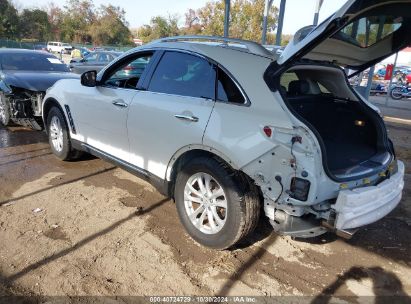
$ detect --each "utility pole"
[224,0,230,38]
[313,0,324,26]
[385,52,398,106]
[364,17,386,99]
[275,0,286,46]
[262,0,274,44]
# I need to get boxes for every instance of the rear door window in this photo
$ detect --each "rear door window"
[148,51,215,99]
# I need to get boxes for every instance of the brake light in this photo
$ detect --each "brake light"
[124,65,134,71]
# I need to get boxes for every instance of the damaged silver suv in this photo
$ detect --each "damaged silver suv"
[43,0,407,249]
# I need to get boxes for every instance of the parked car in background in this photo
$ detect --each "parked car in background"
[43,0,408,249]
[69,51,121,74]
[79,47,90,57]
[0,49,78,130]
[34,44,48,52]
[112,56,150,78]
[47,41,73,54]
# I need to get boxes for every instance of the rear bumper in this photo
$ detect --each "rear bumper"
[333,160,405,230]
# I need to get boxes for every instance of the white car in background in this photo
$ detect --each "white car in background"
[42,0,408,249]
[47,41,73,54]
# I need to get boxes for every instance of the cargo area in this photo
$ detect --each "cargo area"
[280,65,391,180]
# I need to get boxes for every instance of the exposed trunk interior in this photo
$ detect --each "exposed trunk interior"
[279,65,391,181]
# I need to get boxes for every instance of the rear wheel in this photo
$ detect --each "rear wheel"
[47,107,82,160]
[0,93,10,126]
[390,87,404,100]
[174,157,260,249]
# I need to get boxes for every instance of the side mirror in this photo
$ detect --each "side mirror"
[81,70,97,87]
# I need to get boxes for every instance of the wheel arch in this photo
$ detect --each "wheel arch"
[166,145,238,180]
[42,97,66,132]
[166,145,261,200]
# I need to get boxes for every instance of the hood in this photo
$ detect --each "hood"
[2,71,79,92]
[278,0,411,74]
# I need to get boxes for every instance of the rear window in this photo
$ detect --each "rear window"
[280,72,332,96]
[334,15,403,48]
[217,67,245,104]
[280,71,299,91]
[0,53,69,72]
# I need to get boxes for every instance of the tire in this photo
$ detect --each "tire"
[47,106,82,161]
[390,87,404,100]
[174,157,260,249]
[0,93,10,126]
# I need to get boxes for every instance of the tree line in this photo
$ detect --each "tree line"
[0,0,132,45]
[0,0,291,46]
[133,0,292,46]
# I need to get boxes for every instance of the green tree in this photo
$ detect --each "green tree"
[47,2,64,40]
[0,0,19,39]
[20,9,51,41]
[196,1,225,36]
[89,5,132,45]
[195,0,278,43]
[135,15,180,43]
[181,9,202,35]
[60,0,96,43]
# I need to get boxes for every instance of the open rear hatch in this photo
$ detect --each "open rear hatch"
[276,0,411,73]
[265,0,411,182]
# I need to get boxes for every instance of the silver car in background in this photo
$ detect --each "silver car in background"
[69,51,122,74]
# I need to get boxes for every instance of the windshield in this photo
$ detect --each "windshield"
[0,52,70,72]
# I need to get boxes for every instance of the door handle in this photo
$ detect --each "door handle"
[112,101,128,108]
[174,114,199,122]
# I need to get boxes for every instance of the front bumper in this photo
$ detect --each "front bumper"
[333,160,405,230]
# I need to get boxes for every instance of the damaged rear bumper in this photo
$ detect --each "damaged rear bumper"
[333,160,405,230]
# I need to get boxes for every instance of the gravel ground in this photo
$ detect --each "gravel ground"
[0,122,410,302]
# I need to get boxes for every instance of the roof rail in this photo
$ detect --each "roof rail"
[150,35,274,58]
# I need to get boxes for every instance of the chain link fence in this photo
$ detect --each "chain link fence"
[0,39,134,52]
[0,39,47,49]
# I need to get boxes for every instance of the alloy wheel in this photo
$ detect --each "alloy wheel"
[49,116,64,153]
[184,172,228,234]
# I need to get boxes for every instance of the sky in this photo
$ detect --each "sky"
[15,0,348,35]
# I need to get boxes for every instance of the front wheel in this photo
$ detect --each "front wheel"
[390,87,404,100]
[0,93,10,126]
[174,157,260,249]
[47,107,82,160]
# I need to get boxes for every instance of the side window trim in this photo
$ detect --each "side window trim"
[139,50,164,90]
[216,64,250,106]
[145,50,216,101]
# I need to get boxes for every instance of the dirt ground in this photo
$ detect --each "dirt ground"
[0,121,410,302]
